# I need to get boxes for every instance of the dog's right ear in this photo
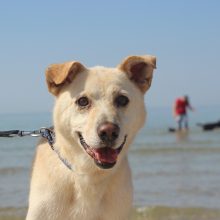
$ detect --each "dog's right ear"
[45,61,86,96]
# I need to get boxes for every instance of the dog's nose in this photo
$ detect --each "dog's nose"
[97,122,120,143]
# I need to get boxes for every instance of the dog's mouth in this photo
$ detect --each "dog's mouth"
[77,132,127,169]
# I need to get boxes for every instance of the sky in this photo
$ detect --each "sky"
[0,0,219,113]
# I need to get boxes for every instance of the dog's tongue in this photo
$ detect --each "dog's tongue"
[93,147,118,163]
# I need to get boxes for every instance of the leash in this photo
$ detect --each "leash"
[0,129,46,137]
[0,127,73,171]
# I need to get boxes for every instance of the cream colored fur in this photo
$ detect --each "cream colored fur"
[26,55,156,220]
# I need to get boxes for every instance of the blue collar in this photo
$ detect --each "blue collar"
[41,128,73,171]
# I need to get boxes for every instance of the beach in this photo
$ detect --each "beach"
[0,106,220,220]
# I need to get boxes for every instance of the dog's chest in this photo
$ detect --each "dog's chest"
[62,184,108,220]
[62,176,127,220]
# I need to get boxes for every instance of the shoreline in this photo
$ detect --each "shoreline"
[1,206,220,220]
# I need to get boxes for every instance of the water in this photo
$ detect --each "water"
[0,107,220,220]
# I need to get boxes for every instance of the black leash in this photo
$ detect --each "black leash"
[0,130,21,137]
[0,127,73,171]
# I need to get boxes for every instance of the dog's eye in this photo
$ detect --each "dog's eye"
[76,97,90,107]
[115,95,129,107]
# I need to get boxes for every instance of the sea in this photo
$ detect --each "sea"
[0,106,220,220]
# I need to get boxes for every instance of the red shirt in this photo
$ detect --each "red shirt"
[175,98,187,115]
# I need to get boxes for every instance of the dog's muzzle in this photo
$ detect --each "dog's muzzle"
[77,132,127,169]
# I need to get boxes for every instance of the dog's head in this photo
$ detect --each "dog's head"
[46,55,156,170]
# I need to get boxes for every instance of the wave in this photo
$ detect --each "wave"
[0,207,26,220]
[0,167,27,175]
[130,145,220,155]
[131,206,220,220]
[1,206,220,220]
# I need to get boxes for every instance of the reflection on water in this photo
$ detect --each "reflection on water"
[175,130,189,142]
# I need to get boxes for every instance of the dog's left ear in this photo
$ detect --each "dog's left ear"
[118,55,156,93]
[45,61,86,96]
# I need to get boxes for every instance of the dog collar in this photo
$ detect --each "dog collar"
[41,128,73,171]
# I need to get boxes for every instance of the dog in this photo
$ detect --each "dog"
[26,55,156,220]
[197,120,220,131]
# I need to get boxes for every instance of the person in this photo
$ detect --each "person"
[173,95,194,131]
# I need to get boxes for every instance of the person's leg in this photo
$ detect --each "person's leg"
[176,115,182,130]
[183,114,188,130]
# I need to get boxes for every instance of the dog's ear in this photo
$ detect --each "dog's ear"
[118,55,156,93]
[45,61,86,95]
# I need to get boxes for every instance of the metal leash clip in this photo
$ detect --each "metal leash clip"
[17,130,42,137]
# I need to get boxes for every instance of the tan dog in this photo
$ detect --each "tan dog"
[26,55,156,220]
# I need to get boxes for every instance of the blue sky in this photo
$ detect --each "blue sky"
[0,0,219,113]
